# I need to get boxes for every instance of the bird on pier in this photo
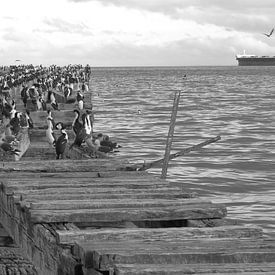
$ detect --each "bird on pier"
[263,28,274,37]
[46,109,55,128]
[10,100,16,119]
[0,132,19,146]
[76,90,84,110]
[55,122,68,159]
[64,85,72,102]
[69,112,90,149]
[72,109,82,135]
[83,110,93,136]
[0,135,21,156]
[9,112,21,136]
[46,117,56,147]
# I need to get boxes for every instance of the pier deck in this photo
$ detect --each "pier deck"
[1,86,275,274]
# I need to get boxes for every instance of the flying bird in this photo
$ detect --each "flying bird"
[263,28,274,37]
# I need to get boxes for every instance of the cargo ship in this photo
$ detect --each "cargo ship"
[236,51,275,66]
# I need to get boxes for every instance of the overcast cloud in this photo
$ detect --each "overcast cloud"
[0,0,274,66]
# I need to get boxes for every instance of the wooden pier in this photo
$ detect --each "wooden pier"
[1,86,275,274]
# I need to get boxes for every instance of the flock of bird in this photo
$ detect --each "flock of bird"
[0,86,115,160]
[0,100,33,157]
[45,107,96,159]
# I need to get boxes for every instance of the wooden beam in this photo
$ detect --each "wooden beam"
[161,91,181,179]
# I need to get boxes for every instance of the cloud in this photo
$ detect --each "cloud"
[67,0,275,33]
[0,0,274,66]
[40,18,93,35]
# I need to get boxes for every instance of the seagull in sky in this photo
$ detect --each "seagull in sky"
[263,28,274,37]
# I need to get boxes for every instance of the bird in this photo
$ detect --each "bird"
[10,100,16,119]
[46,118,56,147]
[83,111,92,136]
[76,91,84,110]
[64,86,72,102]
[69,114,87,149]
[25,110,34,129]
[46,109,55,128]
[69,112,91,149]
[55,122,68,159]
[0,135,21,156]
[9,112,21,136]
[263,28,274,37]
[72,109,82,135]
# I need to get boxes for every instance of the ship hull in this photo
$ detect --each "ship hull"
[236,57,275,66]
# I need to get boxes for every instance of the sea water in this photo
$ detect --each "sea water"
[89,66,275,236]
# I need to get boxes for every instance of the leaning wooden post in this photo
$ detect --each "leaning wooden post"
[161,91,181,179]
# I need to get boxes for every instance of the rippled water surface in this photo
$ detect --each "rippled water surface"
[89,66,275,236]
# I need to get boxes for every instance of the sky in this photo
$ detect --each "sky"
[0,0,275,66]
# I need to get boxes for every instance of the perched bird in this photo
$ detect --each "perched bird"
[76,91,84,110]
[46,118,56,147]
[49,91,59,110]
[69,113,89,149]
[64,86,72,102]
[2,135,19,146]
[10,112,21,136]
[25,110,33,129]
[72,109,82,135]
[10,100,16,119]
[263,28,274,37]
[0,135,21,156]
[83,111,92,136]
[47,109,55,128]
[55,122,68,159]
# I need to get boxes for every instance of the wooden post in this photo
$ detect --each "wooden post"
[161,91,181,179]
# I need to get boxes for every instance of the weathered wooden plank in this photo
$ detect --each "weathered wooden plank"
[27,198,212,211]
[0,159,129,172]
[0,170,156,179]
[3,178,172,192]
[14,191,196,202]
[56,225,263,245]
[3,175,167,185]
[73,238,275,271]
[30,203,227,223]
[114,263,275,275]
[9,186,181,197]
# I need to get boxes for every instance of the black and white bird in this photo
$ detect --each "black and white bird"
[64,86,73,102]
[263,28,274,37]
[10,100,16,119]
[72,109,82,135]
[69,113,89,149]
[0,134,21,156]
[10,112,21,136]
[46,117,56,147]
[55,122,68,159]
[83,111,92,136]
[76,91,84,110]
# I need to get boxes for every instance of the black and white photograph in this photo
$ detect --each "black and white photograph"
[0,0,275,274]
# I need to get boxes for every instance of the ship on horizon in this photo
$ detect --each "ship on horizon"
[236,50,275,66]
